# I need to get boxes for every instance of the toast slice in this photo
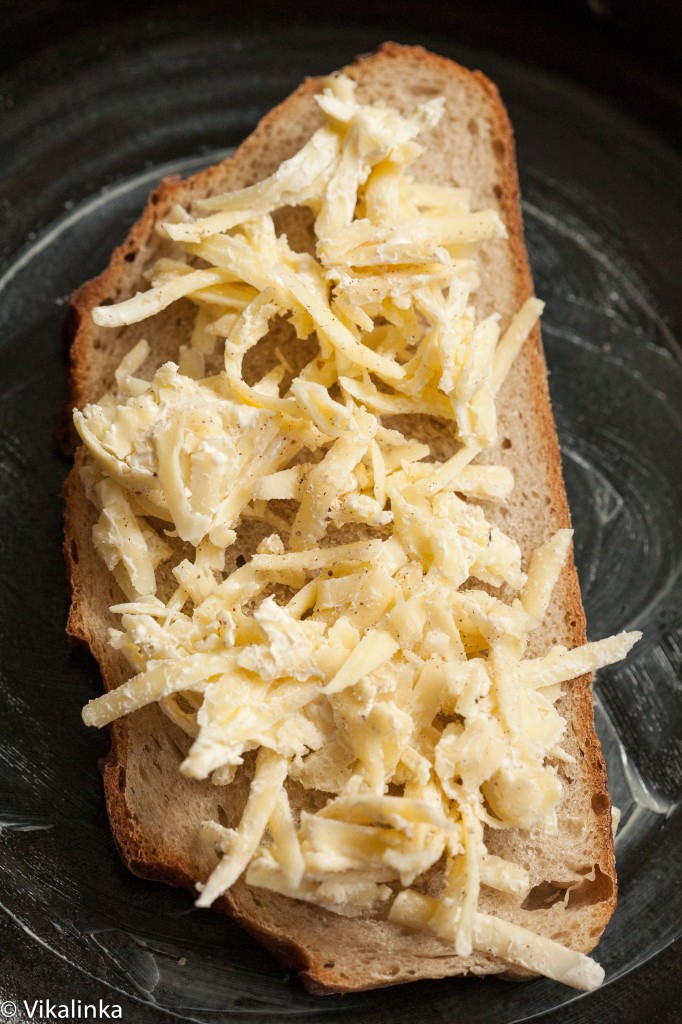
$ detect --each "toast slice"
[64,43,619,993]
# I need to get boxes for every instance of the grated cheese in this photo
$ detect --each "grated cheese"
[76,74,641,992]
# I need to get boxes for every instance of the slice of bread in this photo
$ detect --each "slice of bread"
[63,43,617,993]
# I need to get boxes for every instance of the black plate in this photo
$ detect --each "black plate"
[0,15,680,1024]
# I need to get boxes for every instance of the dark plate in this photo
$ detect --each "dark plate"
[0,16,680,1024]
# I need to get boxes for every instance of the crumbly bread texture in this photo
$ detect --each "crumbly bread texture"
[63,43,617,993]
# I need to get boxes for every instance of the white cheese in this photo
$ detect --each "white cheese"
[76,76,642,990]
[196,748,288,907]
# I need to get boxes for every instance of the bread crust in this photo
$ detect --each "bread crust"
[63,43,616,993]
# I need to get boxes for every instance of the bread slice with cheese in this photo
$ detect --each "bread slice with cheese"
[64,43,629,993]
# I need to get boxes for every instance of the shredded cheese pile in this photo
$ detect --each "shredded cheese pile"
[75,75,639,992]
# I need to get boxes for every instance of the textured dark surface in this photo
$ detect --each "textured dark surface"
[0,912,679,1024]
[0,9,680,1024]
